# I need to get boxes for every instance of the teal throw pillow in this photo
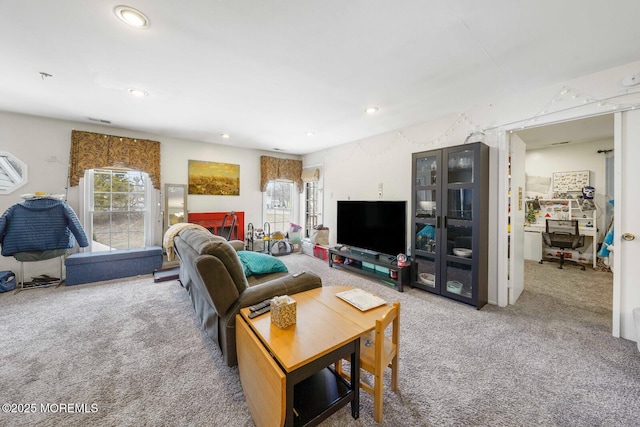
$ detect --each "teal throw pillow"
[237,251,288,277]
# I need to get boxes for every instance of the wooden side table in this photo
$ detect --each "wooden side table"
[237,286,391,426]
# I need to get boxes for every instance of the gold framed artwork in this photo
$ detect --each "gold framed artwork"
[188,160,240,195]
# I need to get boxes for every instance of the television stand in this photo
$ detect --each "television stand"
[328,247,410,292]
[349,247,379,259]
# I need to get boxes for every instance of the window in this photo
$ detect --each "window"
[305,181,319,237]
[264,181,294,234]
[87,169,150,251]
[0,152,27,194]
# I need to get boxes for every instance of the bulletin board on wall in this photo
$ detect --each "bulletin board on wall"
[552,170,590,192]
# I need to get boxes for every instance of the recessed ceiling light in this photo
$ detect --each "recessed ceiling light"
[306,132,315,136]
[221,133,230,139]
[364,106,379,114]
[128,88,148,97]
[114,6,150,29]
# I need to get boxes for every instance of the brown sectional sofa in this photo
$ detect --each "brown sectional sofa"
[173,227,322,366]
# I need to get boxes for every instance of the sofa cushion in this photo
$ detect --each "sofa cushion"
[65,247,163,285]
[237,251,288,277]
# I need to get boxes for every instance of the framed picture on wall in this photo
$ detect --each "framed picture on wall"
[188,160,240,195]
[552,170,590,193]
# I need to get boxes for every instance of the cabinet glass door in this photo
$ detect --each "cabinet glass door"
[415,155,438,186]
[442,145,476,302]
[447,148,474,184]
[416,189,437,218]
[447,188,473,220]
[413,151,442,293]
[414,221,438,291]
[414,152,440,221]
[443,224,473,300]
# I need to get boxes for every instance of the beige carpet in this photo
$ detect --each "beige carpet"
[1,254,638,426]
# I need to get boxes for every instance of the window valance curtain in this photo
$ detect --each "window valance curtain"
[301,167,319,182]
[69,130,161,189]
[260,156,303,192]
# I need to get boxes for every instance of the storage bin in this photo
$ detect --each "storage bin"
[288,230,301,242]
[302,239,314,256]
[313,245,329,261]
[362,261,375,271]
[310,228,329,245]
[375,265,390,275]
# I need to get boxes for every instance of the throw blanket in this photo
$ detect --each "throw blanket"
[163,223,210,261]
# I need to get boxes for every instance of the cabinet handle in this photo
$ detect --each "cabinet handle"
[443,216,448,229]
[437,216,441,228]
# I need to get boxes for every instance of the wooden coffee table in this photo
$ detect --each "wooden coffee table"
[237,286,391,427]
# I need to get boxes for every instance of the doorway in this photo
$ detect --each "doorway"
[511,114,615,324]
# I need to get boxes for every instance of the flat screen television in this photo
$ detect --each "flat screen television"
[336,200,406,256]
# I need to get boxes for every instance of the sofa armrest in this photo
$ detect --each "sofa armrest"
[224,272,322,326]
[194,255,240,315]
[229,240,245,251]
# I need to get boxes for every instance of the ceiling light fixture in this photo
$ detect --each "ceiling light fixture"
[221,133,230,139]
[306,132,315,136]
[364,106,379,114]
[128,88,148,97]
[114,6,150,29]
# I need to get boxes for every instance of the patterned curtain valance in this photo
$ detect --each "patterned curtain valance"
[69,130,161,189]
[301,168,320,182]
[260,156,303,192]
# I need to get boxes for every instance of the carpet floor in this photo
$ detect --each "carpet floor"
[0,254,638,426]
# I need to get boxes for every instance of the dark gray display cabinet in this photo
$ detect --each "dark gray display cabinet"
[411,142,489,309]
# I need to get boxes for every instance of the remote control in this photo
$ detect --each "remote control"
[250,299,272,312]
[248,306,271,319]
[292,271,305,278]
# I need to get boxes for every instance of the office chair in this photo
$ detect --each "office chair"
[540,219,585,270]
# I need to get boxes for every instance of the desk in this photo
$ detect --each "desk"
[237,286,392,427]
[524,224,597,268]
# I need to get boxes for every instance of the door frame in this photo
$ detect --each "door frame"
[496,129,526,307]
[612,112,621,337]
[612,109,640,341]
[496,130,509,307]
[508,136,527,304]
[497,111,627,340]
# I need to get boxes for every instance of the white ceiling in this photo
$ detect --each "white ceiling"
[1,1,639,155]
[515,114,614,150]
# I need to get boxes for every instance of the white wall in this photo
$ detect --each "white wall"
[3,59,640,308]
[525,138,614,238]
[525,139,612,198]
[0,111,299,274]
[303,59,640,306]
